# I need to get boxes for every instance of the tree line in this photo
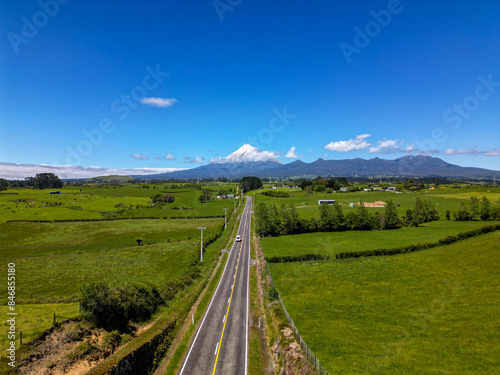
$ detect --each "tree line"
[449,196,500,221]
[0,173,63,190]
[255,198,441,237]
[255,198,439,237]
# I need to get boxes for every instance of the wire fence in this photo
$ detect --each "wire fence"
[265,262,330,375]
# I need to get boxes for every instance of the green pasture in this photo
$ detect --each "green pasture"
[0,185,239,223]
[0,303,79,350]
[426,185,500,203]
[251,190,470,219]
[0,241,211,303]
[269,231,500,374]
[261,220,500,258]
[0,218,222,259]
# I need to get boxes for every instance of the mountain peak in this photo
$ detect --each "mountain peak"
[213,144,282,164]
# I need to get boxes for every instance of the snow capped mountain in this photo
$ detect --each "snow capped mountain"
[212,144,282,164]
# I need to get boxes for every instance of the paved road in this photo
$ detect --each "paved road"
[178,196,252,375]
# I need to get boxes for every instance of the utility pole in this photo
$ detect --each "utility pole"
[223,208,228,229]
[198,226,206,262]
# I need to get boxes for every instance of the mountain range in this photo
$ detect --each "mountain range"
[136,145,500,180]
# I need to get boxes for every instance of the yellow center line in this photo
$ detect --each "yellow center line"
[212,210,248,374]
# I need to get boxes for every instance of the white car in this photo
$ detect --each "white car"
[236,235,242,242]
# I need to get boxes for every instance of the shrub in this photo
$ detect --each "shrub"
[101,330,122,352]
[62,321,90,343]
[267,254,329,263]
[261,190,289,197]
[80,282,127,331]
[120,283,163,323]
[269,286,279,301]
[151,193,175,205]
[66,341,98,362]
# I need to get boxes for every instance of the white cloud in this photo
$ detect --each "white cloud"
[444,147,483,155]
[165,153,176,160]
[140,97,178,108]
[484,149,500,156]
[284,146,302,159]
[183,155,205,165]
[131,153,150,161]
[155,153,176,161]
[405,144,415,151]
[444,148,500,156]
[369,139,399,153]
[325,134,371,152]
[210,156,224,163]
[0,162,186,180]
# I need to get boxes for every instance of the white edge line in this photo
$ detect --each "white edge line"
[178,222,238,375]
[215,341,219,355]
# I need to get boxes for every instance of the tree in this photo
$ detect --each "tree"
[469,196,480,220]
[314,184,326,193]
[298,179,312,190]
[255,203,271,237]
[384,200,401,229]
[151,193,175,205]
[413,198,437,224]
[0,178,8,191]
[281,204,301,235]
[239,176,263,193]
[445,210,451,220]
[353,201,373,230]
[405,209,418,227]
[80,282,127,331]
[199,189,212,203]
[480,196,491,221]
[453,203,471,221]
[30,173,63,190]
[114,202,126,212]
[319,202,345,232]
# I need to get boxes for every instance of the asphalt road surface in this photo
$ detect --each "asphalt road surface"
[178,196,252,375]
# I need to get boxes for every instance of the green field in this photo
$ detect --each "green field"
[1,241,218,303]
[0,218,222,259]
[251,189,470,220]
[0,303,79,350]
[261,220,500,258]
[269,231,500,374]
[0,184,239,223]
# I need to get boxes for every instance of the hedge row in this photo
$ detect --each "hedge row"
[336,224,500,260]
[267,253,330,263]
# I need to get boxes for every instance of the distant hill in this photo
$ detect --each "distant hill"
[137,147,500,180]
[85,175,137,183]
[259,155,500,178]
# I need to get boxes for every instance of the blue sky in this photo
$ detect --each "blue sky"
[1,0,499,178]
